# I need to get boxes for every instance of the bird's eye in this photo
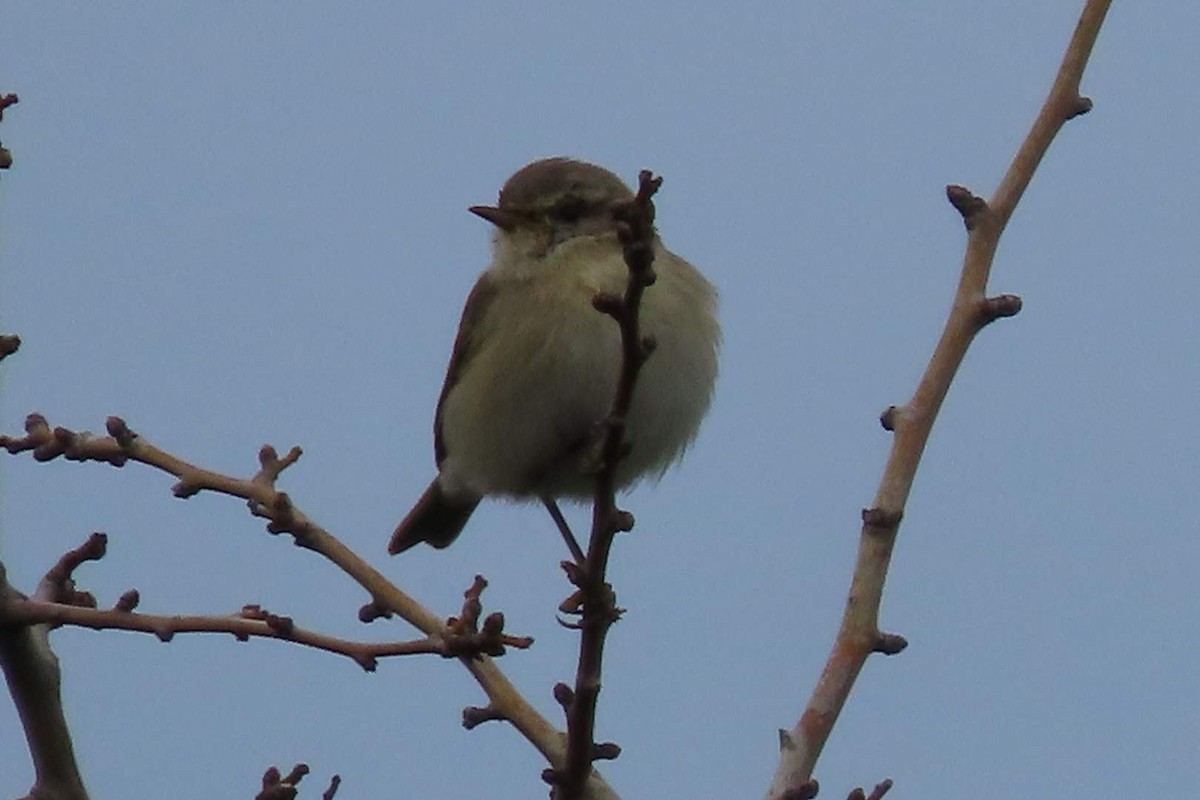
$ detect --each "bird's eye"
[551,198,588,223]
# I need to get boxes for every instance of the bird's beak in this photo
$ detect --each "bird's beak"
[469,205,525,232]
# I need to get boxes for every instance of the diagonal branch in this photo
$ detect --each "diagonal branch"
[0,416,613,797]
[767,2,1113,797]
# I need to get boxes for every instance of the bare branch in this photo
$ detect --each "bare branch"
[0,561,90,800]
[0,418,599,795]
[442,575,535,659]
[864,778,894,800]
[552,170,661,800]
[1,598,467,671]
[766,2,1113,796]
[256,764,314,800]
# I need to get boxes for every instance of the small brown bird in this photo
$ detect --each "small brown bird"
[389,157,719,555]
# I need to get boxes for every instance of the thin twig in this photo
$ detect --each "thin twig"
[0,416,606,795]
[554,170,661,799]
[256,764,311,800]
[766,3,1112,796]
[0,598,490,671]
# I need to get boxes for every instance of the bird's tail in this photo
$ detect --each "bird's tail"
[388,479,480,554]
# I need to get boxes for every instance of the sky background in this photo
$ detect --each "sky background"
[2,4,1197,798]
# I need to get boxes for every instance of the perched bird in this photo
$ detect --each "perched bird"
[388,157,719,555]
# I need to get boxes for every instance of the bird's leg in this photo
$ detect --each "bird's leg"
[542,496,586,566]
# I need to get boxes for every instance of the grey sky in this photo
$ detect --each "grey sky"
[2,4,1196,798]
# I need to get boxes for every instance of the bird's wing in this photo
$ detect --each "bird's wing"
[433,270,501,467]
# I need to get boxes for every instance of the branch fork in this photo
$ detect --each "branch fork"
[1,411,581,791]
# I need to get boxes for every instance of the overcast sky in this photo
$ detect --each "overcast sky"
[2,4,1197,799]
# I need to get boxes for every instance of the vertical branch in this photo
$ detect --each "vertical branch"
[0,535,109,800]
[554,171,662,800]
[767,2,1112,797]
[0,614,88,800]
[0,87,88,800]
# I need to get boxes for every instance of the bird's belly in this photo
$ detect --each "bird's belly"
[438,281,715,500]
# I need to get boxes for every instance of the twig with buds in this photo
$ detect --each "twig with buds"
[766,2,1112,797]
[550,170,662,799]
[256,764,340,800]
[0,413,585,792]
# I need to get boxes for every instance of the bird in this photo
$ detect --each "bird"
[388,157,719,555]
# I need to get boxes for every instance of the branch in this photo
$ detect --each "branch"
[766,2,1112,796]
[0,541,94,800]
[1,595,524,671]
[256,764,339,800]
[849,779,894,800]
[0,544,532,671]
[551,170,661,799]
[0,417,607,796]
